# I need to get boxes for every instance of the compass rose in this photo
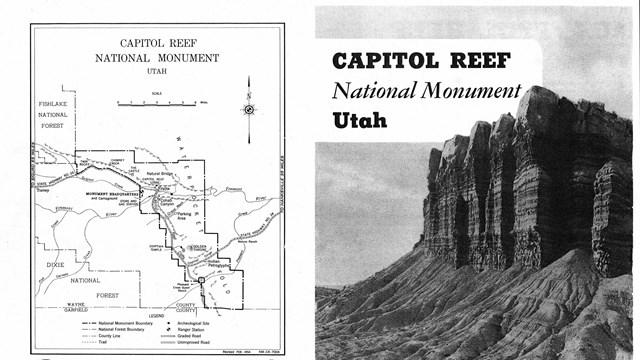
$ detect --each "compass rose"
[242,76,256,144]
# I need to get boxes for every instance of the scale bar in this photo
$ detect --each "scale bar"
[118,103,197,107]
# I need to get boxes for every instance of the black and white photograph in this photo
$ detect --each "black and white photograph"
[316,86,632,359]
[315,6,634,359]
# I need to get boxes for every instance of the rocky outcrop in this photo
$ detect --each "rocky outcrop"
[422,148,442,247]
[422,86,632,275]
[592,160,633,277]
[482,114,516,270]
[425,135,470,266]
[463,122,492,272]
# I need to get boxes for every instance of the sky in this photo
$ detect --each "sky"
[316,142,439,286]
[314,6,633,286]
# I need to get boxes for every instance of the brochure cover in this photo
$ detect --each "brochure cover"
[0,1,637,359]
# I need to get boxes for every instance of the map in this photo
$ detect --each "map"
[30,23,284,355]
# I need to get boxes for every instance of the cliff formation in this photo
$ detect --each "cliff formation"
[422,86,632,276]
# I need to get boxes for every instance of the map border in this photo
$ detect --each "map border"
[29,22,286,356]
